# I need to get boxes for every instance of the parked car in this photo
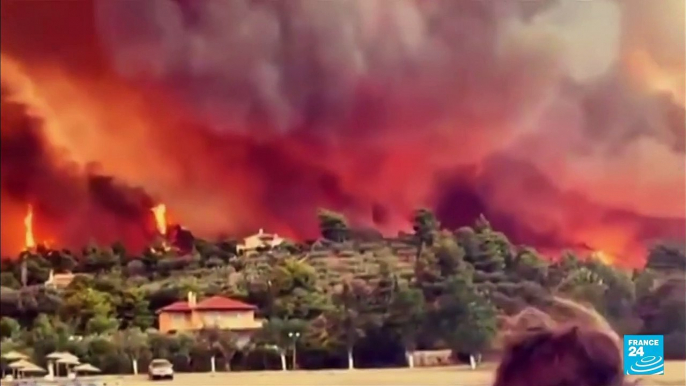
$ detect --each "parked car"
[148,359,174,380]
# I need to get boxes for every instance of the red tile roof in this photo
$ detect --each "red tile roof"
[158,301,191,312]
[196,296,256,311]
[157,296,256,313]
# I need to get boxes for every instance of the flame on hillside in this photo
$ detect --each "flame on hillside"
[591,250,616,266]
[151,204,168,236]
[23,204,35,250]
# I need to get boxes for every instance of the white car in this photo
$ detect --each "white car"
[148,358,174,381]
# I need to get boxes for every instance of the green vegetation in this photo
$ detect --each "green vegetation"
[1,209,684,373]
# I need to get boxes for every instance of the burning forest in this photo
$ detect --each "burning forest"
[1,0,684,267]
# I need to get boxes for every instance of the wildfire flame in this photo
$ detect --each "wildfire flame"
[592,250,616,266]
[24,205,36,250]
[151,204,168,236]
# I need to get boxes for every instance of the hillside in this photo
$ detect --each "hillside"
[0,211,684,373]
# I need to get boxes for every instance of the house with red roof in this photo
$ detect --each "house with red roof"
[157,292,264,336]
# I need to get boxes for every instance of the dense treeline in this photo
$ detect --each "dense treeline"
[1,210,684,373]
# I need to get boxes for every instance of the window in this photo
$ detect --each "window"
[170,313,187,329]
[202,312,221,326]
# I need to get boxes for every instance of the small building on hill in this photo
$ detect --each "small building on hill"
[237,229,284,253]
[157,292,264,346]
[43,270,76,289]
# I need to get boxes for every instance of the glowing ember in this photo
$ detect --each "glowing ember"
[151,204,168,236]
[24,205,36,250]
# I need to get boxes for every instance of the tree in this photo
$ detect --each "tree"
[587,260,636,322]
[261,258,329,320]
[317,209,349,242]
[433,231,465,278]
[60,287,115,334]
[0,317,21,339]
[327,279,372,369]
[556,266,605,309]
[255,318,306,370]
[26,314,75,360]
[508,247,549,285]
[386,284,425,368]
[81,244,121,274]
[456,223,508,274]
[431,274,497,367]
[198,328,238,371]
[86,314,119,335]
[366,258,398,322]
[0,272,20,290]
[116,287,154,330]
[113,328,150,374]
[16,252,51,286]
[412,208,439,262]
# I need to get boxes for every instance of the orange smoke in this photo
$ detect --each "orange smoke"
[0,0,683,269]
[626,49,686,108]
[151,204,168,236]
[23,204,35,250]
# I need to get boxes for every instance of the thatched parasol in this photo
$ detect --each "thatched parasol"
[2,351,28,361]
[56,356,80,366]
[45,352,64,361]
[19,363,46,374]
[8,359,35,369]
[45,351,77,361]
[73,363,101,373]
[46,352,80,377]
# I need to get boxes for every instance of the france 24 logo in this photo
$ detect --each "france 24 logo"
[623,335,664,375]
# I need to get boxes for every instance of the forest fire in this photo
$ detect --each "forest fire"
[591,251,616,266]
[0,0,683,267]
[23,205,35,251]
[151,204,168,237]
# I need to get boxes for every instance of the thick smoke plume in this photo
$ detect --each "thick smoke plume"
[1,60,155,253]
[1,0,684,266]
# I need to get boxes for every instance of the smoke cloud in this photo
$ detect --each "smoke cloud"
[1,0,683,266]
[0,61,156,253]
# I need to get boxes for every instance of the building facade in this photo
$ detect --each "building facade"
[236,229,285,253]
[157,292,264,347]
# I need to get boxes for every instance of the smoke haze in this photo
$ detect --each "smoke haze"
[1,0,684,266]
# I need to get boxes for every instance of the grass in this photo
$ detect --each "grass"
[95,360,686,386]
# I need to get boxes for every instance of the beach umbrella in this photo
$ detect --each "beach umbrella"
[6,359,33,378]
[46,351,78,361]
[47,351,79,376]
[8,359,35,369]
[45,352,67,361]
[2,351,28,361]
[19,363,46,374]
[56,357,80,366]
[45,352,64,378]
[73,363,101,373]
